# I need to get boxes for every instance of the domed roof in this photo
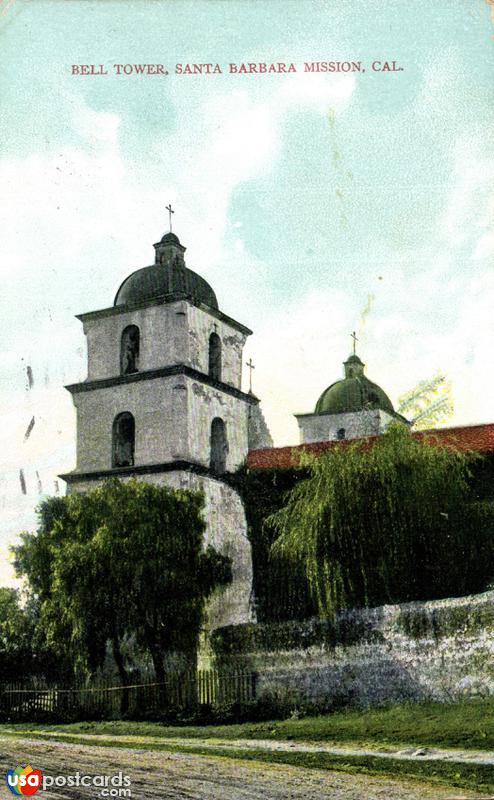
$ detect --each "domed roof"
[160,231,181,245]
[114,231,218,310]
[114,263,218,309]
[315,354,395,415]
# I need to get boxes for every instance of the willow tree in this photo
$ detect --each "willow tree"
[270,424,494,618]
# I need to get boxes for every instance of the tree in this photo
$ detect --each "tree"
[13,479,231,683]
[270,424,494,618]
[0,588,69,684]
[0,588,33,681]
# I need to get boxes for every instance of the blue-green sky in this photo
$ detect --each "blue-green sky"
[1,0,493,583]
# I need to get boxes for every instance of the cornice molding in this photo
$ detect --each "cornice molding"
[60,459,234,484]
[76,292,253,336]
[66,364,259,404]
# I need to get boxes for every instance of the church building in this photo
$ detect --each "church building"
[61,225,272,631]
[61,219,494,640]
[295,347,408,444]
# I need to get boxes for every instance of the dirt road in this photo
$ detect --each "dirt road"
[0,736,479,800]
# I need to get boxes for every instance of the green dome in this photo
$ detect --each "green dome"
[114,232,218,310]
[114,263,218,309]
[315,354,395,415]
[315,377,395,414]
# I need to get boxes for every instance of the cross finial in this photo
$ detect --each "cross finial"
[246,357,255,394]
[165,203,175,232]
[351,331,358,355]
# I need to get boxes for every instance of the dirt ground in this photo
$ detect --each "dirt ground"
[0,736,481,800]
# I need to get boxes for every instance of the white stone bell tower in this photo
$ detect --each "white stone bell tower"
[61,224,272,631]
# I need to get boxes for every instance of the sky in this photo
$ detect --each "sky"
[0,0,493,585]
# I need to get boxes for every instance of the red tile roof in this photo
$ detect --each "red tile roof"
[247,423,494,471]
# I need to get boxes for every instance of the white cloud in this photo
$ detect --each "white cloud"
[0,76,360,581]
[2,63,494,592]
[474,232,494,261]
[72,104,121,145]
[246,288,355,444]
[280,71,356,113]
[440,139,494,254]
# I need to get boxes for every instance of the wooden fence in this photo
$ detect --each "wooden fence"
[0,669,257,721]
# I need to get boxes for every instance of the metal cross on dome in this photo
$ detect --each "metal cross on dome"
[351,331,359,355]
[246,357,255,394]
[165,203,175,232]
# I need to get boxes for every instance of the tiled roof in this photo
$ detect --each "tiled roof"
[247,423,494,471]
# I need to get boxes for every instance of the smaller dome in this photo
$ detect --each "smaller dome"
[160,231,180,245]
[315,377,395,415]
[315,353,395,415]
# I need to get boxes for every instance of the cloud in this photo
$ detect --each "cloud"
[2,38,494,590]
[246,131,494,446]
[279,71,356,113]
[0,73,360,582]
[246,288,355,444]
[440,139,494,253]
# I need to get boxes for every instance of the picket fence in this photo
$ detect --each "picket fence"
[0,669,257,721]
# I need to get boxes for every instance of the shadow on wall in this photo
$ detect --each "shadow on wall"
[210,592,494,710]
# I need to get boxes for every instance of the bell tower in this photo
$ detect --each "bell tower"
[61,224,273,631]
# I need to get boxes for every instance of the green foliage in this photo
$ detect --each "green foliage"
[15,695,494,750]
[0,588,32,681]
[13,479,232,681]
[227,468,316,622]
[397,600,494,641]
[211,616,383,656]
[269,424,494,617]
[0,589,67,683]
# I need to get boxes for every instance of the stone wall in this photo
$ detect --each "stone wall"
[82,299,247,390]
[247,404,274,450]
[186,303,247,390]
[211,591,494,707]
[72,373,251,473]
[83,301,189,381]
[296,408,397,444]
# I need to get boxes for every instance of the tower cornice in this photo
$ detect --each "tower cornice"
[65,363,259,404]
[59,459,235,485]
[76,292,253,336]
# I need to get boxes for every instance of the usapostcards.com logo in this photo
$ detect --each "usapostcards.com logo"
[6,766,132,796]
[6,765,42,796]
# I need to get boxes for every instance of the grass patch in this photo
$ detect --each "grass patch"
[3,698,494,751]
[163,745,494,795]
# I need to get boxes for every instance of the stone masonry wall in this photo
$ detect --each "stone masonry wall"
[248,404,274,450]
[296,409,397,444]
[72,374,250,472]
[212,591,494,707]
[82,300,247,389]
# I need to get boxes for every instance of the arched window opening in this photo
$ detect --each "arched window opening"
[210,417,228,475]
[120,325,140,375]
[112,412,135,467]
[208,332,222,382]
[337,428,346,440]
